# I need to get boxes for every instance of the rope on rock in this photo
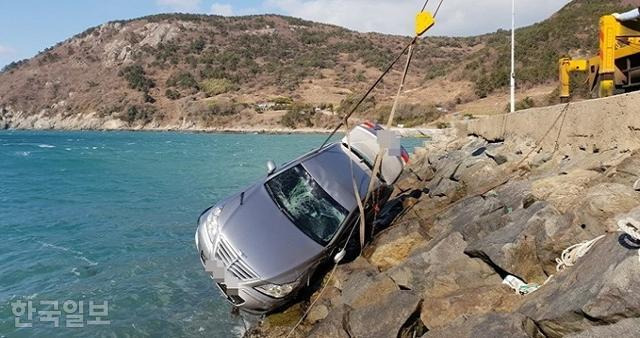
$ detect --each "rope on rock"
[555,235,606,271]
[618,217,640,263]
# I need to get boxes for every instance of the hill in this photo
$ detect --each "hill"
[0,0,636,131]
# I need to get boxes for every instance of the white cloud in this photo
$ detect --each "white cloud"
[0,44,16,56]
[156,0,202,12]
[265,0,572,36]
[210,3,234,16]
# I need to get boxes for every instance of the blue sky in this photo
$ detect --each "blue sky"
[0,0,571,69]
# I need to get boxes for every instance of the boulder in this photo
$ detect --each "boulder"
[308,306,349,338]
[531,169,601,212]
[385,232,502,295]
[348,290,421,338]
[452,157,505,193]
[422,313,542,338]
[430,195,507,242]
[568,183,640,233]
[420,285,522,329]
[369,229,425,271]
[568,318,640,337]
[465,201,564,283]
[519,234,640,337]
[305,304,329,324]
[609,151,640,187]
[340,270,398,309]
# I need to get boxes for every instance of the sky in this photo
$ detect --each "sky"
[0,0,572,68]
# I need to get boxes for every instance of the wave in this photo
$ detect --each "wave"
[38,240,98,266]
[37,144,56,148]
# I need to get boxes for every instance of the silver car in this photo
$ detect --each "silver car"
[195,123,408,313]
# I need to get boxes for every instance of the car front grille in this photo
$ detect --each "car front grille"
[215,235,259,281]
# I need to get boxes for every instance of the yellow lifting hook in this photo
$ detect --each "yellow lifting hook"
[415,11,435,36]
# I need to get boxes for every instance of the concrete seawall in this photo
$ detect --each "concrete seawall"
[463,91,640,152]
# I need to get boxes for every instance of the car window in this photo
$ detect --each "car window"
[265,164,348,246]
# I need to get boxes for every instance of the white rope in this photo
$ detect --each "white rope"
[618,217,640,263]
[555,235,606,271]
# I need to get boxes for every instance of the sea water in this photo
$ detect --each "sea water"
[0,130,422,337]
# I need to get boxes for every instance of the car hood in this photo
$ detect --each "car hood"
[218,183,325,282]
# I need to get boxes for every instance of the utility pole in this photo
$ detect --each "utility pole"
[510,0,516,113]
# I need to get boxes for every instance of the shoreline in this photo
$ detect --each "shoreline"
[1,125,443,138]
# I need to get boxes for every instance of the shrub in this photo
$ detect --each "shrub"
[200,78,236,97]
[280,102,314,129]
[121,105,156,125]
[166,71,199,90]
[165,89,181,100]
[118,64,155,92]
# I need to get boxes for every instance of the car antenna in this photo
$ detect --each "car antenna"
[240,191,245,206]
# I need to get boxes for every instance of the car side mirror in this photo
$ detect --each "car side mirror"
[333,249,346,264]
[266,160,277,175]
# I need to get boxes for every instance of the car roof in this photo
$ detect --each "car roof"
[301,143,371,211]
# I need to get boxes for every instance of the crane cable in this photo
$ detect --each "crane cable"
[285,2,444,337]
[319,0,445,150]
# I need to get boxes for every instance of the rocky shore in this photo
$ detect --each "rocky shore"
[246,124,640,337]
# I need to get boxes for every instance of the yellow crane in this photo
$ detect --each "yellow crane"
[559,8,640,101]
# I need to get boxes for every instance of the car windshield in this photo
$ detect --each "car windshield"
[265,164,348,245]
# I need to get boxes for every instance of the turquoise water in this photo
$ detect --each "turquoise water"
[0,130,422,337]
[0,130,332,337]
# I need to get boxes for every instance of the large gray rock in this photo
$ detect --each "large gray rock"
[519,234,640,337]
[568,183,640,233]
[465,201,573,283]
[429,195,507,242]
[568,318,640,337]
[420,284,522,329]
[340,269,398,309]
[422,313,542,338]
[347,290,421,338]
[308,306,349,338]
[385,232,502,296]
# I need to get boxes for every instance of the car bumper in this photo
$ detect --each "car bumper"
[195,224,287,313]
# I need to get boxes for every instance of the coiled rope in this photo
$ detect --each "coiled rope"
[618,217,640,262]
[555,235,607,271]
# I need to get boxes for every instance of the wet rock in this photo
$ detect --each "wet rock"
[263,303,304,329]
[531,169,601,212]
[519,234,640,337]
[422,313,542,338]
[568,318,640,337]
[420,285,522,329]
[348,290,421,338]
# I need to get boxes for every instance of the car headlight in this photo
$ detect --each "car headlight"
[203,206,223,243]
[255,280,300,299]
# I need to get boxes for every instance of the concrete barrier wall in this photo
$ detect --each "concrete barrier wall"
[463,91,640,152]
